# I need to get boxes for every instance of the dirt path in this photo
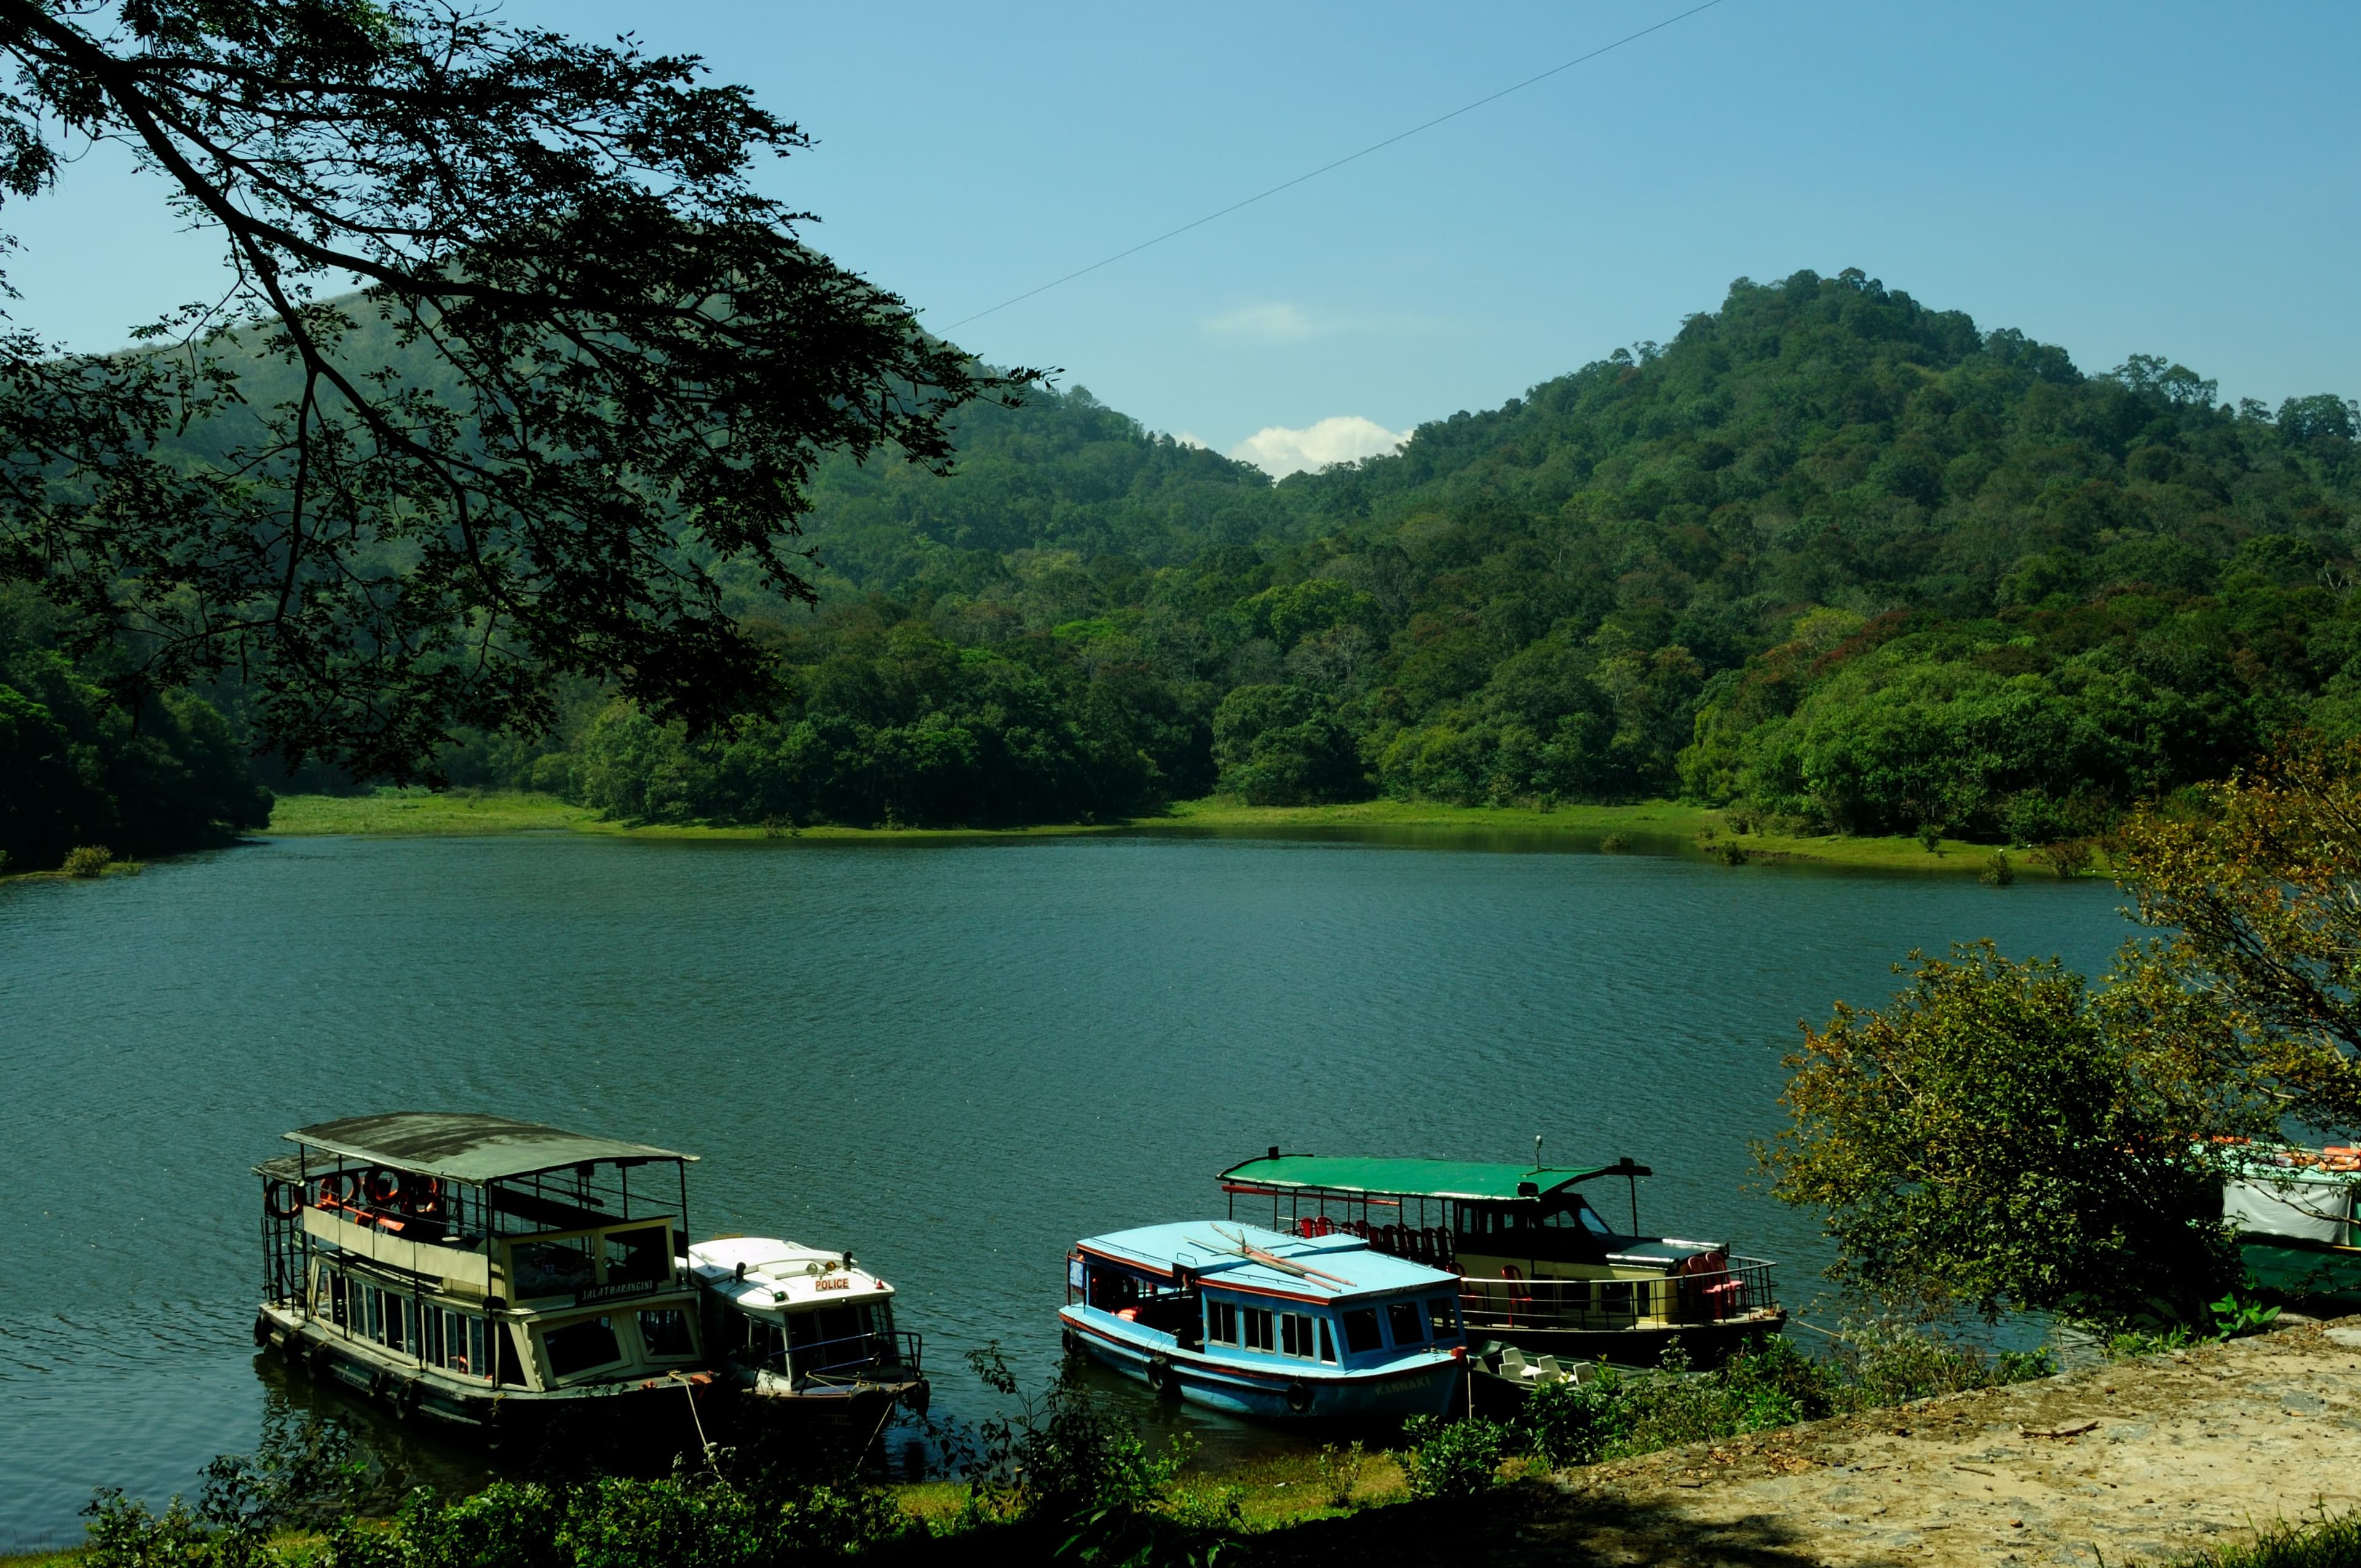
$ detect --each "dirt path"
[1260,1317,2361,1567]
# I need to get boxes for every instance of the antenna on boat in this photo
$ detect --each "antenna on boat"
[1534,1134,1543,1172]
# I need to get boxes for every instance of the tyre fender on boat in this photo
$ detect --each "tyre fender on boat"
[252,1313,271,1348]
[1145,1353,1179,1400]
[1285,1379,1313,1415]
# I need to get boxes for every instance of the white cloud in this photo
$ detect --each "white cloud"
[1170,430,1208,449]
[1202,302,1318,343]
[1229,416,1408,478]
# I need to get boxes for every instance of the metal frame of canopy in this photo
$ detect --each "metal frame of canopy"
[1216,1149,1655,1235]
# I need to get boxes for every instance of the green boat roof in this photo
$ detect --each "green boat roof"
[1217,1153,1649,1203]
[280,1112,694,1185]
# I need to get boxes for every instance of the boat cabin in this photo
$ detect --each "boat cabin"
[254,1112,710,1428]
[1061,1221,1467,1419]
[687,1237,927,1413]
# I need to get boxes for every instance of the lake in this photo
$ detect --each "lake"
[0,829,2134,1546]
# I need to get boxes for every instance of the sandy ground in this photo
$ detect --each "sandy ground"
[1260,1317,2361,1567]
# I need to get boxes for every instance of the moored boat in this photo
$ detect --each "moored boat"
[253,1112,720,1443]
[1061,1221,1466,1421]
[688,1237,927,1422]
[1216,1149,1786,1368]
[2224,1142,2361,1307]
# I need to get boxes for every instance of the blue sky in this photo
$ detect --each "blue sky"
[7,1,2356,472]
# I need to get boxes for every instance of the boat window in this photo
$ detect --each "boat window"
[467,1315,488,1378]
[604,1227,669,1285]
[1279,1313,1317,1358]
[365,1287,384,1342]
[1205,1299,1238,1345]
[1385,1300,1426,1347]
[422,1305,445,1363]
[510,1240,597,1297]
[386,1294,407,1353]
[498,1323,531,1386]
[325,1270,348,1328]
[1318,1318,1337,1363]
[1242,1307,1274,1352]
[544,1315,623,1379]
[639,1309,695,1359]
[1426,1297,1461,1342]
[1341,1309,1382,1354]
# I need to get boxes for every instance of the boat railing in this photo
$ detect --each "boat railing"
[753,1329,925,1386]
[1458,1256,1779,1334]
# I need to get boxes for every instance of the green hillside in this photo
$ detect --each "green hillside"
[506,269,2360,840]
[10,266,2360,863]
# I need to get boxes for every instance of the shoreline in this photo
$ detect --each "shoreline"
[250,790,2102,878]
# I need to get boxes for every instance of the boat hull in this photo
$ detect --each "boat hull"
[256,1305,714,1447]
[1469,1309,1787,1371]
[1060,1310,1460,1422]
[2241,1237,2361,1309]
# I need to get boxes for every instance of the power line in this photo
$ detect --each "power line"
[938,0,1733,332]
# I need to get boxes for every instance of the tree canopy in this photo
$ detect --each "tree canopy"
[0,0,1024,783]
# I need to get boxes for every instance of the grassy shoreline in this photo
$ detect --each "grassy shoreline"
[257,790,2097,877]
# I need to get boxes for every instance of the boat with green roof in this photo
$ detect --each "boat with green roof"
[1216,1148,1786,1368]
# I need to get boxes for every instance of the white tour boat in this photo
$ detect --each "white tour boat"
[688,1237,927,1422]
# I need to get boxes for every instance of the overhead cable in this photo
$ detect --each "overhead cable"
[937,0,1733,331]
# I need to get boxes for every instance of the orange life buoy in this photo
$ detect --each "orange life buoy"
[363,1168,403,1206]
[322,1170,358,1206]
[400,1176,443,1215]
[266,1184,303,1219]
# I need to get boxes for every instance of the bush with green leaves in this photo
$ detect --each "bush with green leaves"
[1400,1416,1511,1500]
[1500,1328,2051,1474]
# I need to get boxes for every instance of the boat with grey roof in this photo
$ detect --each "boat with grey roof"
[251,1112,718,1443]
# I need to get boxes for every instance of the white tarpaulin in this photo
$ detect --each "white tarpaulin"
[2226,1177,2351,1243]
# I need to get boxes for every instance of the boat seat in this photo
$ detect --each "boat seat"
[1535,1355,1567,1380]
[1499,1345,1529,1376]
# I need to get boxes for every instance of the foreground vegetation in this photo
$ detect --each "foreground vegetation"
[29,1326,2057,1568]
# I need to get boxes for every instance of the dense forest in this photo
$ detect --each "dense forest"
[461,269,2361,842]
[8,267,2360,865]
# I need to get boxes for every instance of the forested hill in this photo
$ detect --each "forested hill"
[10,267,2361,866]
[518,267,2361,842]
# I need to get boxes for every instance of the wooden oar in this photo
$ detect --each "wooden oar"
[1208,1224,1356,1288]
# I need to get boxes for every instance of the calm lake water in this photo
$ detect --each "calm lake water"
[0,829,2134,1545]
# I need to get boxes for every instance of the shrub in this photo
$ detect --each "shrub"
[2034,837,2096,878]
[1599,831,1633,853]
[1401,1416,1509,1500]
[1980,850,2015,886]
[1509,1328,2051,1475]
[63,844,112,877]
[1311,1441,1368,1508]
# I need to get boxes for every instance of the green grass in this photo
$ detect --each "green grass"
[2165,1512,2361,1567]
[259,788,2111,878]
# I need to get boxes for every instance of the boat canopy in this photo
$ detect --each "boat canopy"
[1217,1154,1650,1204]
[1077,1221,1458,1301]
[275,1112,695,1186]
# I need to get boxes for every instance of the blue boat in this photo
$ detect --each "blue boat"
[1059,1221,1466,1420]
